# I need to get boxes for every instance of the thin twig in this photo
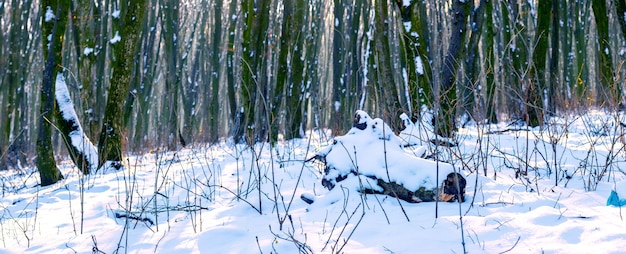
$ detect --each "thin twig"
[498,236,521,254]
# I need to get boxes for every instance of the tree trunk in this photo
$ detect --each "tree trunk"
[396,1,433,122]
[549,0,560,114]
[373,0,404,132]
[561,0,574,109]
[0,82,7,170]
[54,2,101,172]
[161,0,181,149]
[1,0,15,171]
[331,0,349,135]
[617,0,626,37]
[98,0,148,167]
[592,0,618,107]
[79,0,109,143]
[174,3,202,146]
[528,0,551,127]
[483,0,497,123]
[505,0,529,120]
[464,1,485,122]
[574,0,590,106]
[271,0,293,144]
[438,0,470,138]
[2,0,36,170]
[239,0,271,144]
[208,0,222,143]
[347,1,365,112]
[38,0,69,185]
[284,0,306,140]
[306,0,324,130]
[73,0,97,142]
[131,0,159,152]
[226,1,242,143]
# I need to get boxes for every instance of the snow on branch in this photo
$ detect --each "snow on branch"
[55,73,99,173]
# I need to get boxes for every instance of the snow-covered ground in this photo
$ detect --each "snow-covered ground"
[2,111,626,253]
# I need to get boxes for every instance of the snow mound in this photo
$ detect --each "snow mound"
[313,111,460,202]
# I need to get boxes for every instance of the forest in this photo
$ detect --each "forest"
[2,0,626,185]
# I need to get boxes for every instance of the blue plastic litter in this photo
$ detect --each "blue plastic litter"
[607,190,626,207]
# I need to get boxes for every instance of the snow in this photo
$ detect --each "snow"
[415,55,424,75]
[83,47,94,56]
[402,68,412,112]
[110,31,121,44]
[2,112,626,253]
[318,111,454,191]
[613,180,626,199]
[112,8,120,19]
[397,110,451,147]
[403,21,411,31]
[54,73,99,173]
[44,6,55,22]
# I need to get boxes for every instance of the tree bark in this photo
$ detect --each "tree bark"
[98,0,148,167]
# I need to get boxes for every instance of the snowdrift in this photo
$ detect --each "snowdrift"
[309,110,465,203]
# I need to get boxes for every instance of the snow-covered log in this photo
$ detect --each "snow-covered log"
[310,111,465,203]
[55,74,99,174]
